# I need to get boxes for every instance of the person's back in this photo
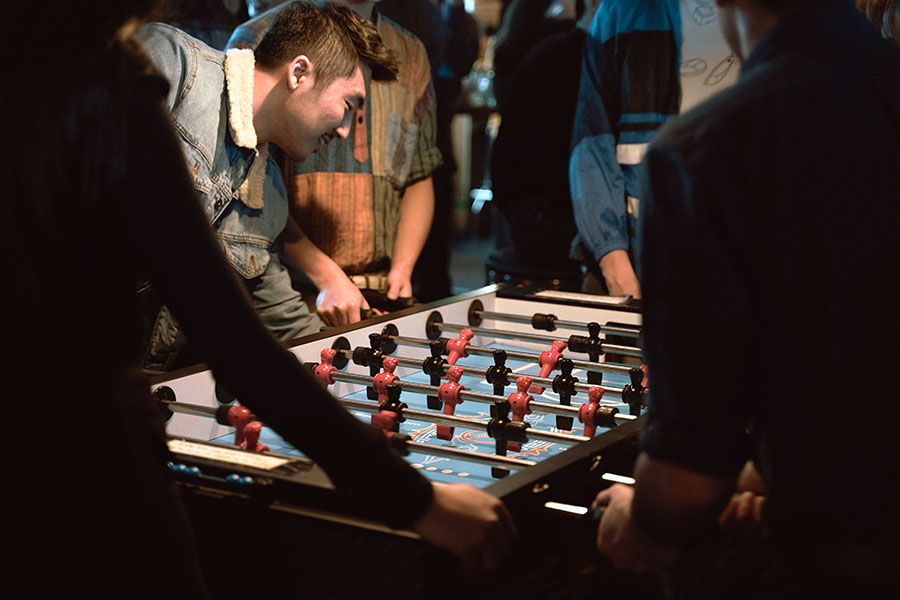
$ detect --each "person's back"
[4,5,213,595]
[490,25,586,273]
[640,0,900,588]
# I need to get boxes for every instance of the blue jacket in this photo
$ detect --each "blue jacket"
[134,23,290,369]
[569,0,681,275]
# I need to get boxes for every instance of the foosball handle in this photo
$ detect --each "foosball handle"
[386,432,411,457]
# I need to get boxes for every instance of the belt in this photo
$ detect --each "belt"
[348,272,388,293]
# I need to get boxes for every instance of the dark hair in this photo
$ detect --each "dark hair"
[254,1,398,87]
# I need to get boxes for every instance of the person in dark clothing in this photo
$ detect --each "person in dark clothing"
[592,0,900,597]
[489,0,598,286]
[2,1,512,596]
[382,0,481,302]
[492,0,576,114]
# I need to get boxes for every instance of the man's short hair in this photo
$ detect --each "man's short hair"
[254,1,398,87]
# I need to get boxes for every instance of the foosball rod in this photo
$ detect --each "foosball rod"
[469,308,641,340]
[338,396,592,445]
[338,395,584,446]
[324,369,637,428]
[433,321,644,359]
[335,348,629,400]
[158,396,540,469]
[389,333,640,377]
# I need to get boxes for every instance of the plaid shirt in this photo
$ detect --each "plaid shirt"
[228,8,441,273]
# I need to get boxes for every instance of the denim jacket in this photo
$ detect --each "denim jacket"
[134,23,289,369]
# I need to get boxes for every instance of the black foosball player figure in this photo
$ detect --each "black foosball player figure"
[423,340,448,410]
[488,399,512,480]
[365,332,387,399]
[486,350,513,396]
[552,358,579,430]
[371,382,407,433]
[567,322,605,385]
[486,397,529,479]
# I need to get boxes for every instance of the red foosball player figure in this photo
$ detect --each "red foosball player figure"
[530,339,566,394]
[314,347,338,388]
[436,365,466,440]
[507,375,534,452]
[371,356,400,427]
[240,421,270,453]
[446,328,474,365]
[227,405,252,447]
[577,386,619,437]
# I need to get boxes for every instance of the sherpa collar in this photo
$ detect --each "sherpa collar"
[225,48,266,210]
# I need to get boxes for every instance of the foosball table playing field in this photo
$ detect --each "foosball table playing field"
[151,284,673,599]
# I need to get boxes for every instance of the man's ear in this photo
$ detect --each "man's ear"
[287,55,313,90]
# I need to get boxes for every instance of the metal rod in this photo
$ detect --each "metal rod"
[163,399,540,469]
[337,349,628,399]
[434,321,644,359]
[390,335,637,377]
[474,309,642,339]
[405,441,537,469]
[328,370,636,428]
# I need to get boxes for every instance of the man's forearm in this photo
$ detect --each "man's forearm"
[391,176,435,283]
[598,249,641,298]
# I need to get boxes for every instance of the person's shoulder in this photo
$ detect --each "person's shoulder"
[653,54,807,163]
[134,22,192,49]
[134,22,221,68]
[378,14,432,89]
[592,0,678,41]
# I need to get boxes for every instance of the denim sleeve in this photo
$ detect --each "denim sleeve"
[568,0,682,264]
[569,8,628,263]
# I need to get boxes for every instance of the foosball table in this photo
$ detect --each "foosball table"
[151,285,666,599]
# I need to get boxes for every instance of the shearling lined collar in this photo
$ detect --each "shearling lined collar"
[225,48,257,148]
[225,48,265,210]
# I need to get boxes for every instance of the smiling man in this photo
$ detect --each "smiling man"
[229,0,442,328]
[135,2,397,370]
